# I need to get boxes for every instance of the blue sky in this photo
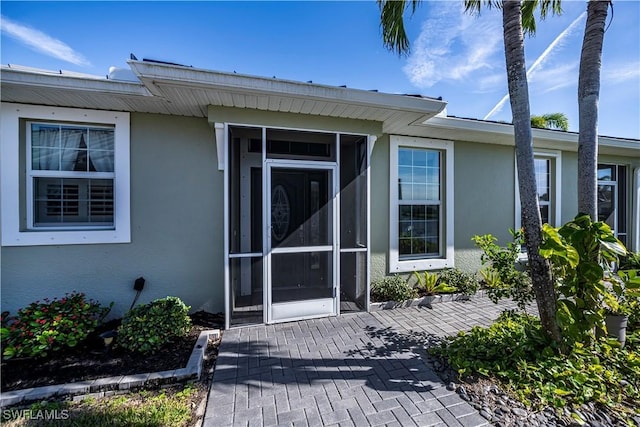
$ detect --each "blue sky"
[1,1,639,139]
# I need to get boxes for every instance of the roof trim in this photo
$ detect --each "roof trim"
[0,65,150,97]
[420,115,639,155]
[127,60,446,116]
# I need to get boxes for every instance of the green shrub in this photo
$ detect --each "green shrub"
[472,231,533,310]
[414,271,457,295]
[1,292,112,359]
[117,296,191,353]
[371,275,416,302]
[430,311,640,415]
[540,215,627,346]
[438,268,479,296]
[620,251,640,270]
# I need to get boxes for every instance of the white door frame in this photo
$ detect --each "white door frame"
[265,160,339,323]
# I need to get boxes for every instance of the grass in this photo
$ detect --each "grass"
[1,385,199,427]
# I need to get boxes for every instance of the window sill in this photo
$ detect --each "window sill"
[1,229,130,247]
[389,257,454,273]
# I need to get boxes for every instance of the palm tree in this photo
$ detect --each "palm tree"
[378,0,563,343]
[531,112,569,130]
[578,0,610,219]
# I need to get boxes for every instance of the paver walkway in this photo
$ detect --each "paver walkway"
[204,296,523,427]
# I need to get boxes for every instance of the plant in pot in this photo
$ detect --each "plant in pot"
[601,270,640,347]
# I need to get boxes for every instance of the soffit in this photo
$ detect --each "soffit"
[126,60,446,132]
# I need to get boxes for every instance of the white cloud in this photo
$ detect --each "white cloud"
[603,62,640,84]
[476,72,504,93]
[403,2,503,88]
[1,15,90,66]
[529,62,578,93]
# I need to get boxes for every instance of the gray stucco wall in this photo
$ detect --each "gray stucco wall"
[1,113,225,317]
[370,135,391,281]
[207,106,383,136]
[452,141,516,273]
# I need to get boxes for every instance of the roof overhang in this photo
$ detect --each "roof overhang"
[0,65,157,112]
[125,60,447,133]
[1,62,448,134]
[2,62,637,154]
[412,115,640,157]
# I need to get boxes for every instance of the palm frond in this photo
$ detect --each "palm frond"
[464,0,502,16]
[378,0,421,56]
[531,112,569,131]
[522,0,563,35]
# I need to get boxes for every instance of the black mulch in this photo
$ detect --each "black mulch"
[1,311,224,392]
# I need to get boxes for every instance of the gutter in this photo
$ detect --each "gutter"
[0,66,151,97]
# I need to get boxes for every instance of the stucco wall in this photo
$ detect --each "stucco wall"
[1,113,225,317]
[208,106,383,136]
[452,141,516,273]
[370,135,391,281]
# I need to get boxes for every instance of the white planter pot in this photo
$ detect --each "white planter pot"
[604,314,629,347]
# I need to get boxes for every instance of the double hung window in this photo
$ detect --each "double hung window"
[389,136,453,272]
[397,148,441,258]
[535,158,551,225]
[598,164,627,246]
[515,150,561,231]
[28,123,115,229]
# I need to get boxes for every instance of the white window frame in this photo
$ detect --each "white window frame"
[515,150,562,230]
[598,163,629,245]
[1,103,131,246]
[26,121,116,230]
[389,135,454,272]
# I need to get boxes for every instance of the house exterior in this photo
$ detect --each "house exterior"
[1,60,639,329]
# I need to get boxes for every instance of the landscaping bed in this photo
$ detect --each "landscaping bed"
[1,311,223,392]
[369,290,482,310]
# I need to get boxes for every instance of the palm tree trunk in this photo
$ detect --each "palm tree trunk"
[578,0,609,219]
[502,0,562,344]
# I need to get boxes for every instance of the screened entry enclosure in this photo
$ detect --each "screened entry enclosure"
[226,125,370,327]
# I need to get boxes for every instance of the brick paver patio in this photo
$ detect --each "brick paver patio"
[204,296,523,427]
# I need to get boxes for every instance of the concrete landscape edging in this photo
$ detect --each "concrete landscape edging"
[369,289,489,311]
[0,329,221,407]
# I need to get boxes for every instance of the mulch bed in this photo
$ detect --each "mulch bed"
[1,311,224,392]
